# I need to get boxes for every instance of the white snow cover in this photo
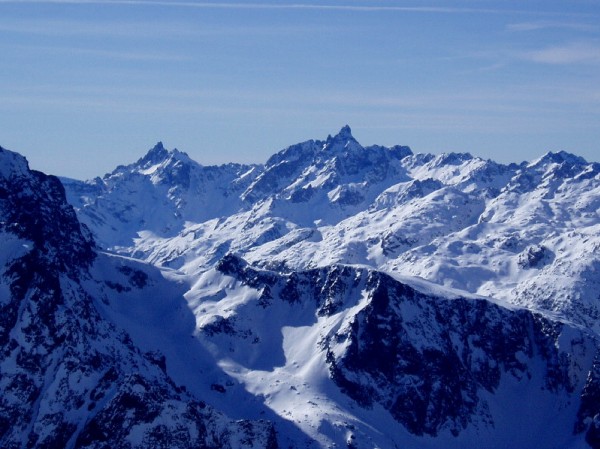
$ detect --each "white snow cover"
[32,127,600,448]
[64,129,600,335]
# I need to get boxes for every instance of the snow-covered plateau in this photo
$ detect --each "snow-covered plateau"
[2,126,600,448]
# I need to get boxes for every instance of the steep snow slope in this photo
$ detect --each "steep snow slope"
[0,146,276,449]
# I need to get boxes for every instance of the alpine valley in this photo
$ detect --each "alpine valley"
[2,126,600,449]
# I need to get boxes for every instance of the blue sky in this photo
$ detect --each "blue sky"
[1,0,599,178]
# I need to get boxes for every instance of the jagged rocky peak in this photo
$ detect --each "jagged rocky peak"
[0,145,95,272]
[0,145,31,180]
[508,150,597,191]
[143,141,168,162]
[338,124,353,139]
[432,151,475,167]
[529,150,588,168]
[324,124,357,147]
[136,141,194,170]
[322,125,369,157]
[265,126,412,170]
[262,125,359,169]
[245,126,415,204]
[322,126,413,165]
[107,141,201,190]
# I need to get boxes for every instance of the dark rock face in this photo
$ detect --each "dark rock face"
[0,147,95,353]
[0,148,95,273]
[0,148,277,449]
[518,244,554,269]
[576,357,600,449]
[75,373,276,449]
[324,271,579,436]
[249,126,411,205]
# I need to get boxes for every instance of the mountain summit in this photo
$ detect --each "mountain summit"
[139,140,169,164]
[324,124,356,147]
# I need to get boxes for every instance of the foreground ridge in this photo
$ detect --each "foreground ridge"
[0,146,277,449]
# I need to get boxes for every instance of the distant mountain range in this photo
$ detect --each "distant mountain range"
[2,126,600,448]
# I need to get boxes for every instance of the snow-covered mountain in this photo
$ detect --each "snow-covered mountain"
[2,126,600,448]
[64,126,600,335]
[62,142,260,248]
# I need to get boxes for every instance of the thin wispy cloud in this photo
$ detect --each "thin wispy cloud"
[0,18,199,38]
[2,92,581,134]
[5,43,191,61]
[5,82,598,118]
[0,0,589,17]
[0,17,339,39]
[507,21,597,32]
[526,42,600,65]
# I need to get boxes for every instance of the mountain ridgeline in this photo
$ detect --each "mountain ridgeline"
[1,127,600,448]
